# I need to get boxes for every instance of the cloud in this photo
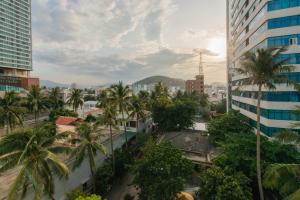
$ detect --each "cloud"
[193,48,219,56]
[32,0,226,85]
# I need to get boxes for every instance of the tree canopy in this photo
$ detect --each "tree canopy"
[152,99,197,132]
[214,133,300,197]
[197,166,252,200]
[207,110,252,144]
[132,141,193,200]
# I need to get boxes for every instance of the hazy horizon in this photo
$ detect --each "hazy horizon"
[32,0,226,85]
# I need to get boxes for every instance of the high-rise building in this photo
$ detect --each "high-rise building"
[0,0,38,92]
[186,52,204,95]
[227,0,300,136]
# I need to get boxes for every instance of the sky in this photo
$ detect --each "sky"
[31,0,226,86]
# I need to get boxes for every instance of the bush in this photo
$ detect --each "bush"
[65,188,87,200]
[84,114,97,122]
[123,193,134,200]
[95,164,113,196]
[75,194,102,200]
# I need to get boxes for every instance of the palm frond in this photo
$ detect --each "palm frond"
[87,145,96,175]
[46,151,69,179]
[286,188,300,200]
[92,142,107,155]
[70,143,87,170]
[0,151,22,173]
[7,167,26,200]
[0,129,31,155]
[263,164,300,196]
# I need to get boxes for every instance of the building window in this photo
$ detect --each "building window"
[289,37,298,45]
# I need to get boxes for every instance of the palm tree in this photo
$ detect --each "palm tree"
[150,82,170,107]
[67,88,84,113]
[49,87,63,110]
[27,86,48,124]
[0,91,26,133]
[237,47,297,200]
[70,123,106,179]
[97,90,111,109]
[264,125,300,200]
[263,164,300,200]
[275,129,300,145]
[0,123,70,199]
[129,95,146,132]
[138,91,150,110]
[96,102,118,174]
[110,81,131,147]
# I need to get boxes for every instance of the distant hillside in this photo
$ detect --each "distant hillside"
[40,80,69,88]
[133,76,185,89]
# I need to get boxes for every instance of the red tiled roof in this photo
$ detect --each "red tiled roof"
[55,116,80,125]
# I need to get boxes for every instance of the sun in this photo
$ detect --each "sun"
[207,36,226,59]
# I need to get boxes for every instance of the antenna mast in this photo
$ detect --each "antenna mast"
[199,52,204,75]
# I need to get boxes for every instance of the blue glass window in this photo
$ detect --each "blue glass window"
[232,90,300,102]
[268,0,300,11]
[232,100,300,121]
[268,15,300,29]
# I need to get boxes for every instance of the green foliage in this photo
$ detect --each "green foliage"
[207,110,252,144]
[0,123,70,199]
[95,149,133,196]
[67,89,84,112]
[70,123,106,175]
[85,114,97,123]
[214,134,300,193]
[152,99,197,131]
[49,109,78,122]
[274,129,300,145]
[138,91,151,110]
[65,188,87,200]
[263,164,300,199]
[49,87,64,110]
[150,82,170,105]
[75,194,102,200]
[95,164,114,196]
[110,81,131,145]
[0,91,26,133]
[210,99,226,114]
[123,193,134,200]
[84,95,96,101]
[27,85,48,120]
[129,95,146,130]
[113,149,134,177]
[197,166,252,200]
[133,141,193,200]
[237,47,297,90]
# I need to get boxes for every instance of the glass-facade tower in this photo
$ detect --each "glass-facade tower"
[0,0,32,92]
[227,0,300,136]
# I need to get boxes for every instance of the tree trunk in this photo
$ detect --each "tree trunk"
[256,84,264,200]
[6,121,11,134]
[34,111,37,125]
[121,110,128,148]
[136,116,139,133]
[110,124,115,175]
